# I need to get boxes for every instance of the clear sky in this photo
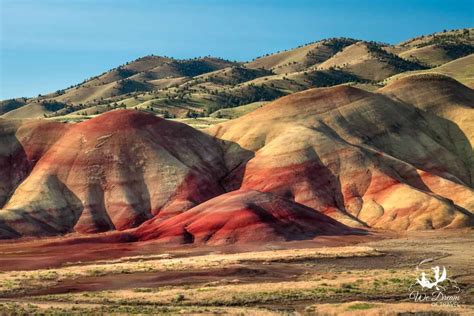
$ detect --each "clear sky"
[1,0,473,99]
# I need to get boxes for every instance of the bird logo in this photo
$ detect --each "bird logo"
[416,265,447,291]
[410,259,460,293]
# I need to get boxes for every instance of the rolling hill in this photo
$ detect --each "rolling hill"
[317,41,425,81]
[245,38,357,73]
[3,28,471,120]
[387,28,474,67]
[380,73,474,182]
[384,54,474,87]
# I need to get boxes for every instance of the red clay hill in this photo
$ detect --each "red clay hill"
[134,189,357,245]
[0,110,232,238]
[0,76,473,243]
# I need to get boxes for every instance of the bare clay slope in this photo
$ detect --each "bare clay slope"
[381,74,474,141]
[207,83,474,230]
[0,110,235,238]
[0,118,70,238]
[134,190,358,245]
[381,74,474,183]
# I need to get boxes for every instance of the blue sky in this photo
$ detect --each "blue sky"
[1,0,473,99]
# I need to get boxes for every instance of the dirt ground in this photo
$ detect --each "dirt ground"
[0,229,472,315]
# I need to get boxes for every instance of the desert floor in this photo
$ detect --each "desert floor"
[0,229,472,315]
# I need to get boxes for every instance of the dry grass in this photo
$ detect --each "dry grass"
[171,117,228,129]
[0,246,380,295]
[0,301,278,315]
[32,268,416,306]
[210,101,269,119]
[307,301,473,315]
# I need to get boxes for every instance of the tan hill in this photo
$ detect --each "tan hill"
[398,28,473,49]
[380,74,474,181]
[195,66,272,86]
[80,56,174,87]
[233,68,360,93]
[210,101,269,119]
[1,57,238,119]
[52,79,153,107]
[398,43,474,67]
[68,56,237,94]
[207,84,473,230]
[384,54,474,87]
[318,42,425,81]
[246,38,357,74]
[52,56,237,105]
[2,100,69,119]
[385,28,474,67]
[125,67,359,118]
[381,74,474,137]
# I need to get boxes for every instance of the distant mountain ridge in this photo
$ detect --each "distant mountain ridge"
[1,28,473,120]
